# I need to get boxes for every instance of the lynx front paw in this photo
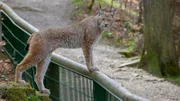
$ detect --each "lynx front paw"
[41,88,50,95]
[88,67,100,72]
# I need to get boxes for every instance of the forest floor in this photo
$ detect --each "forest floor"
[1,0,180,101]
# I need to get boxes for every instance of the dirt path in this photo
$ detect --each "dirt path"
[3,0,180,101]
[4,0,72,30]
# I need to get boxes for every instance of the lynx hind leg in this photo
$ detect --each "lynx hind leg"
[15,37,45,84]
[15,33,45,83]
[15,52,40,84]
[15,64,27,84]
[35,53,51,95]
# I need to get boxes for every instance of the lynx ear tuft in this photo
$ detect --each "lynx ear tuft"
[111,8,116,17]
[97,6,103,16]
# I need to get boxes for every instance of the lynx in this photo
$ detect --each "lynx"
[15,8,116,95]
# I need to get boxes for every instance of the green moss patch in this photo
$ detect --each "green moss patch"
[7,87,35,101]
[0,82,50,101]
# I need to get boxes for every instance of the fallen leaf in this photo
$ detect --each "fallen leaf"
[5,59,10,63]
[0,60,3,63]
[0,41,6,46]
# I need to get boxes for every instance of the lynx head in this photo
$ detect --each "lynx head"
[96,7,116,30]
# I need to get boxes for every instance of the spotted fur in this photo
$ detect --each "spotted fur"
[15,9,115,95]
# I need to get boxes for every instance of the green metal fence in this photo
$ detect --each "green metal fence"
[0,1,148,101]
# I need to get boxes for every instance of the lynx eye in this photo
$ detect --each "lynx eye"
[102,18,105,21]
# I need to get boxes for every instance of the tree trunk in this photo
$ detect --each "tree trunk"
[87,0,94,12]
[139,0,180,77]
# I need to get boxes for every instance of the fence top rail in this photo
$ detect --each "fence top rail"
[0,1,149,101]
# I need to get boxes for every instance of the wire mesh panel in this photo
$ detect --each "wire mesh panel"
[0,10,123,101]
[0,10,60,99]
[93,81,123,101]
[49,61,123,101]
[45,62,60,101]
[0,10,38,89]
[57,63,94,101]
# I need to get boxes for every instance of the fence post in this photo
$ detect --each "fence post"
[93,82,107,101]
[44,62,60,101]
[0,11,3,51]
[0,11,2,42]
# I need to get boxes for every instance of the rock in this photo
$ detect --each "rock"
[7,87,36,101]
[120,67,128,71]
[133,73,140,77]
[0,82,51,101]
[109,64,115,68]
[36,91,50,101]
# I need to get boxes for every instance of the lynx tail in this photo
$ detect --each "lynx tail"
[25,34,34,51]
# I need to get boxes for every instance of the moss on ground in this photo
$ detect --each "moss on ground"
[7,87,35,101]
[0,82,50,101]
[36,91,50,101]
